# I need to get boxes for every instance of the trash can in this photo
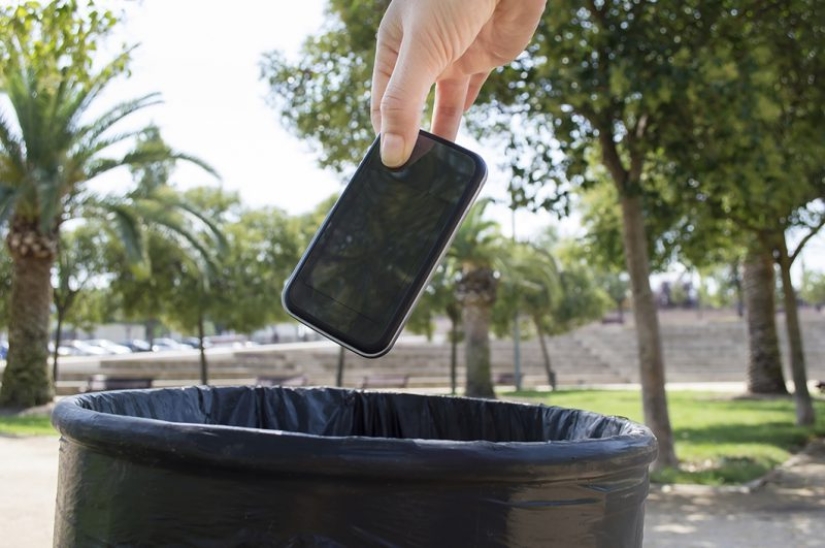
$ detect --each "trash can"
[52,386,657,547]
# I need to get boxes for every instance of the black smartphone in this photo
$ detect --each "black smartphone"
[282,130,487,358]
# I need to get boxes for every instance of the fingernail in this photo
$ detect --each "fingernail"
[380,133,406,167]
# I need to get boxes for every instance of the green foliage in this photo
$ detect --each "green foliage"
[0,1,152,231]
[0,1,124,88]
[210,204,304,333]
[54,222,112,333]
[476,1,722,200]
[449,198,505,271]
[800,268,825,308]
[107,186,303,339]
[407,261,460,341]
[659,2,825,247]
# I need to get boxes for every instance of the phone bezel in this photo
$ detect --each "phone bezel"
[282,130,488,358]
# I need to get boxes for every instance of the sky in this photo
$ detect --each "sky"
[88,0,559,242]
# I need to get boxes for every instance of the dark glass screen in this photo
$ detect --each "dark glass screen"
[285,132,485,356]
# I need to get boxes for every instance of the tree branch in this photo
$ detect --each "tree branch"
[789,215,825,265]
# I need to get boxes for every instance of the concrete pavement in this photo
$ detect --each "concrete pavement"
[0,434,58,547]
[644,439,825,547]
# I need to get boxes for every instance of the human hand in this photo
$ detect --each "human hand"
[371,0,546,167]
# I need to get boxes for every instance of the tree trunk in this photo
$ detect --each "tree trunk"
[198,312,208,385]
[619,193,678,469]
[0,252,54,408]
[145,319,158,346]
[533,316,557,389]
[776,236,815,425]
[616,300,625,323]
[742,248,788,394]
[458,268,496,399]
[446,301,461,395]
[449,316,458,395]
[52,309,65,385]
[335,346,345,387]
[51,288,77,385]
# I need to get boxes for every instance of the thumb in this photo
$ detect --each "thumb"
[375,44,440,167]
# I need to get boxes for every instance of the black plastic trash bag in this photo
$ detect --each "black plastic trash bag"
[52,385,657,547]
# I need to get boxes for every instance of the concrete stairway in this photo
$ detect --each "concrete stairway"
[47,308,825,394]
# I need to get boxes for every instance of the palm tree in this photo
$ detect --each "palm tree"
[449,198,505,399]
[506,242,562,389]
[0,9,218,407]
[409,261,463,393]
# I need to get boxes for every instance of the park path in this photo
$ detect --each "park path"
[645,439,825,547]
[1,435,823,547]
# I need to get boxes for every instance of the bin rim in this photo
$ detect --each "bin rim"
[52,385,658,483]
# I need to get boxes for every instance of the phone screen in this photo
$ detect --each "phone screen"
[283,131,487,357]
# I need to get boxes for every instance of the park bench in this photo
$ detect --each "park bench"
[255,374,309,387]
[493,372,524,386]
[600,315,625,324]
[82,374,154,393]
[360,374,409,390]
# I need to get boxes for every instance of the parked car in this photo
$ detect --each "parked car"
[85,339,133,355]
[66,340,111,356]
[180,336,211,350]
[48,341,79,356]
[120,339,153,353]
[151,338,190,352]
[0,340,8,360]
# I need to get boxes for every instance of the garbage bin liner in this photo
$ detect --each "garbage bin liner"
[52,385,657,547]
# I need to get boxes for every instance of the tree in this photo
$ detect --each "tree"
[52,222,109,381]
[0,2,218,406]
[449,198,505,399]
[173,197,303,383]
[476,2,753,467]
[656,1,825,424]
[0,246,10,331]
[407,260,463,393]
[494,240,562,389]
[580,157,792,393]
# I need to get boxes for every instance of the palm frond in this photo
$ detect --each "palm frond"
[164,196,228,253]
[74,93,163,148]
[60,49,137,129]
[143,211,220,276]
[35,178,63,234]
[0,185,22,228]
[0,113,25,176]
[105,203,146,265]
[165,151,221,180]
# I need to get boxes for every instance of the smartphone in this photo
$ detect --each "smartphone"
[282,130,488,358]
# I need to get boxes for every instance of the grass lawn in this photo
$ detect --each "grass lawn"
[2,388,823,486]
[506,388,825,485]
[0,414,57,436]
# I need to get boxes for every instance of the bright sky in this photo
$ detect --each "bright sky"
[98,0,342,215]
